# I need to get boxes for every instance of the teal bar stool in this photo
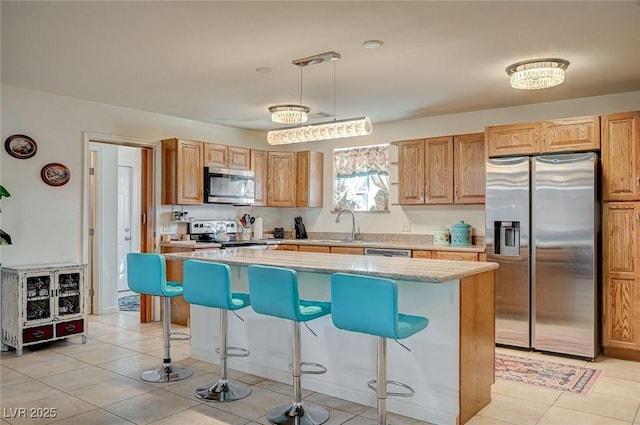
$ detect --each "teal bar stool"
[183,260,252,402]
[330,273,429,425]
[248,265,331,425]
[126,253,193,383]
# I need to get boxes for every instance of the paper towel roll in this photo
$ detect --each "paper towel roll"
[253,217,263,240]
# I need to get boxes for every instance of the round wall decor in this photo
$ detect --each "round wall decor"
[41,163,70,186]
[4,134,37,159]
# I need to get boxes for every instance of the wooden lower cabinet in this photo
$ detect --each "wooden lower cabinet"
[412,250,433,259]
[330,246,364,255]
[298,245,330,253]
[434,251,479,261]
[602,202,640,360]
[414,250,482,261]
[276,244,298,251]
[161,245,215,326]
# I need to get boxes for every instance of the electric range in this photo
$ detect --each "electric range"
[188,219,267,249]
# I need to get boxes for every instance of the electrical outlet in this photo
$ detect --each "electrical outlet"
[402,222,411,232]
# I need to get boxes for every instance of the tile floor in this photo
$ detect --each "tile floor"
[1,312,639,425]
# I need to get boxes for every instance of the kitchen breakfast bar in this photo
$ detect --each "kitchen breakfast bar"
[164,249,498,425]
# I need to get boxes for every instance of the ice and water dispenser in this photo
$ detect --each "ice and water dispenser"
[494,221,520,255]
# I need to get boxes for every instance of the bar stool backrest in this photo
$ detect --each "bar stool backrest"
[183,260,235,309]
[247,265,302,321]
[127,253,173,297]
[331,273,400,339]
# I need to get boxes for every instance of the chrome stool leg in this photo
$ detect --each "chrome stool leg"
[195,309,251,401]
[366,337,415,425]
[141,297,193,383]
[266,321,329,425]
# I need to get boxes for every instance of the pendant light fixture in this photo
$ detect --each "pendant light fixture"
[267,51,373,145]
[269,104,310,124]
[506,58,569,90]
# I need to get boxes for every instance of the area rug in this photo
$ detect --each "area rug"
[118,294,140,311]
[495,353,602,395]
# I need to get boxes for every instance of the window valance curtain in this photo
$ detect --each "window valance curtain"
[334,145,389,178]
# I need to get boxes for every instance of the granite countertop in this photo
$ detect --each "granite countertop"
[164,249,497,283]
[272,238,486,253]
[160,238,485,252]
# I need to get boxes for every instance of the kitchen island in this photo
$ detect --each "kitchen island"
[164,249,497,425]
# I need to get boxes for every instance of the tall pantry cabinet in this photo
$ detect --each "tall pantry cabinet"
[602,111,640,360]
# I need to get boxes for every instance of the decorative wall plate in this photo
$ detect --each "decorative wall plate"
[4,134,37,159]
[41,163,70,186]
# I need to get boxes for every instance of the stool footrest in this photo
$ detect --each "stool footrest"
[367,379,415,397]
[214,346,250,358]
[300,361,327,375]
[169,331,190,341]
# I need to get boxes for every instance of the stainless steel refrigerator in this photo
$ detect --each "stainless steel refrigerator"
[486,152,599,359]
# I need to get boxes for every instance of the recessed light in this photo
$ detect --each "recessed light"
[363,40,383,49]
[256,67,273,74]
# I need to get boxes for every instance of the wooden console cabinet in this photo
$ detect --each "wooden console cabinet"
[1,263,87,356]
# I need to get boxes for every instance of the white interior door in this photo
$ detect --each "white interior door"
[117,165,133,292]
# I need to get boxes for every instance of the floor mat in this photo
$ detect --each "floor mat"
[495,353,602,395]
[118,294,140,311]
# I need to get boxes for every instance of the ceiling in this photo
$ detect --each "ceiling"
[2,1,640,132]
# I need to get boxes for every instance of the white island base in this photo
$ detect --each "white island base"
[187,264,495,425]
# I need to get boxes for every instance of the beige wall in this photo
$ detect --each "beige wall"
[2,84,640,266]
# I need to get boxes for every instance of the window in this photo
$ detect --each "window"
[333,144,389,212]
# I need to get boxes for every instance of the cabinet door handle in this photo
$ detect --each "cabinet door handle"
[636,177,640,187]
[636,211,640,226]
[65,324,76,332]
[33,330,44,338]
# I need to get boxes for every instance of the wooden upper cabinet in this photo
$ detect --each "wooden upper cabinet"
[486,122,540,157]
[296,151,323,207]
[602,112,640,202]
[487,115,600,158]
[397,139,425,204]
[267,151,296,207]
[161,138,203,205]
[397,134,484,205]
[228,146,250,170]
[425,136,454,204]
[541,116,600,153]
[250,149,268,206]
[454,133,485,204]
[203,143,227,168]
[602,202,640,355]
[203,142,249,170]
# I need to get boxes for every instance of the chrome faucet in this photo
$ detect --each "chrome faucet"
[335,208,360,241]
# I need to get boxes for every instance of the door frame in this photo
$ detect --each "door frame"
[82,132,156,322]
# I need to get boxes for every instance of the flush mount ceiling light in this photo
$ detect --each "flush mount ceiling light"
[506,58,570,90]
[269,104,310,124]
[267,51,372,145]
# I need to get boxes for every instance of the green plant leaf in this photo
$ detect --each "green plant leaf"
[0,185,10,199]
[0,229,12,245]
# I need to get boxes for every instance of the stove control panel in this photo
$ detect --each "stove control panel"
[188,220,237,235]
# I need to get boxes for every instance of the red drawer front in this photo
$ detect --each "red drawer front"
[56,319,84,337]
[23,325,54,343]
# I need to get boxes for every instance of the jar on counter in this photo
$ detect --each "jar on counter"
[433,225,451,246]
[451,221,472,246]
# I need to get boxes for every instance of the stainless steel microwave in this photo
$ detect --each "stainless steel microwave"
[203,167,255,205]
